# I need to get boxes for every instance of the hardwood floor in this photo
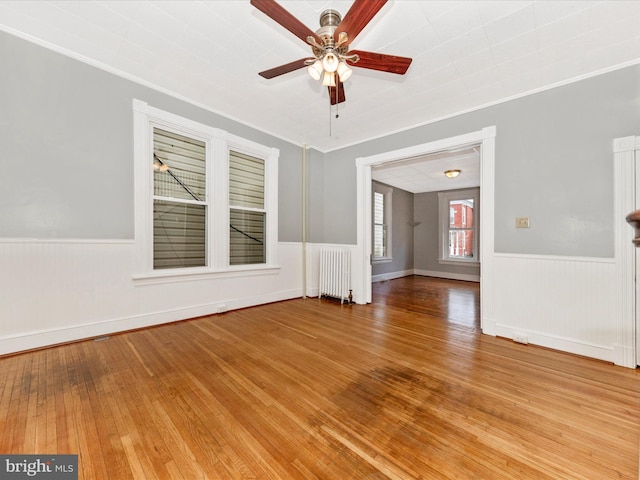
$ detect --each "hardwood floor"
[1,275,639,479]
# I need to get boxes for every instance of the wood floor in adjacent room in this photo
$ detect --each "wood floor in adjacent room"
[1,276,639,479]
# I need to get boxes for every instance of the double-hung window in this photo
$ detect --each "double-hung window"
[229,151,265,265]
[372,183,392,262]
[133,100,279,280]
[438,188,479,264]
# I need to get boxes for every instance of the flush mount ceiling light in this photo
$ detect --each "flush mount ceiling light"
[444,169,461,178]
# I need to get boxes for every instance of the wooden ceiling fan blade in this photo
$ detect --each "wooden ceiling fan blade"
[259,58,309,79]
[348,50,412,75]
[335,0,387,45]
[328,80,346,105]
[251,0,322,45]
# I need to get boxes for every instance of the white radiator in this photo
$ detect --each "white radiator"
[319,248,351,303]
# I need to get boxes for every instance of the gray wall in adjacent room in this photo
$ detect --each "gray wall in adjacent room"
[371,182,414,277]
[0,31,304,242]
[413,189,481,278]
[323,64,640,257]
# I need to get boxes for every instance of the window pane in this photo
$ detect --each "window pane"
[230,209,265,265]
[449,199,474,228]
[374,192,384,224]
[448,230,474,258]
[373,191,387,258]
[153,200,206,269]
[374,224,387,258]
[229,151,264,209]
[154,128,206,201]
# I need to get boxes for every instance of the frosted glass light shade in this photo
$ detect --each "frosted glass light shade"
[307,60,322,80]
[322,51,339,73]
[337,61,352,81]
[322,71,336,87]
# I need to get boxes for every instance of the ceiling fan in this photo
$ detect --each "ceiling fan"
[250,0,412,105]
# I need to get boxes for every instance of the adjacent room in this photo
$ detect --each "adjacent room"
[1,1,640,478]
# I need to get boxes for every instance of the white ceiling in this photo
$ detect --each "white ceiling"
[1,0,639,157]
[372,145,480,194]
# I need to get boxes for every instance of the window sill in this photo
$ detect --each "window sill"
[438,259,480,267]
[133,264,280,285]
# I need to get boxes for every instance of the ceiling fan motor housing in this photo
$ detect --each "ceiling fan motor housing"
[314,10,348,58]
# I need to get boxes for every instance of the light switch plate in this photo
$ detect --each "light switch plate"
[515,217,530,228]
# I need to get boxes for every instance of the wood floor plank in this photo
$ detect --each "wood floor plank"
[4,353,32,451]
[0,276,638,479]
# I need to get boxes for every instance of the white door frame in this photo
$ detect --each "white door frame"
[613,135,640,368]
[354,126,497,336]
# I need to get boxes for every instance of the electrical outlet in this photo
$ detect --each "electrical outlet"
[513,333,529,344]
[515,217,530,228]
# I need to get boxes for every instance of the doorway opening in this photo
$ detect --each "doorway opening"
[354,126,497,336]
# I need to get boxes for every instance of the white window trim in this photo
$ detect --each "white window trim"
[438,188,479,266]
[373,183,393,263]
[132,99,279,283]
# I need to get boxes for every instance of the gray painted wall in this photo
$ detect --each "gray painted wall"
[4,29,640,259]
[371,181,414,276]
[321,149,358,245]
[323,64,640,257]
[304,147,326,244]
[0,31,305,242]
[413,192,440,272]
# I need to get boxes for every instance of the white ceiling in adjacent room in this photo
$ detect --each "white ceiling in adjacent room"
[372,145,480,194]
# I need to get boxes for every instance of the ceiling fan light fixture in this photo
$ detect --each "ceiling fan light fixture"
[322,50,339,73]
[337,61,352,82]
[322,71,336,87]
[307,60,323,80]
[444,169,461,178]
[252,1,413,107]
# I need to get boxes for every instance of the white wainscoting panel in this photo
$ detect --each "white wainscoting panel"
[1,240,622,365]
[493,253,617,362]
[0,240,304,355]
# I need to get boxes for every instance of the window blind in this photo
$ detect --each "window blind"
[229,151,265,265]
[153,128,206,269]
[373,191,387,258]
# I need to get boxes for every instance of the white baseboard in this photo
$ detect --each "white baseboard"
[493,323,613,364]
[612,343,635,368]
[372,270,414,283]
[372,269,481,283]
[414,269,480,283]
[0,288,302,356]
